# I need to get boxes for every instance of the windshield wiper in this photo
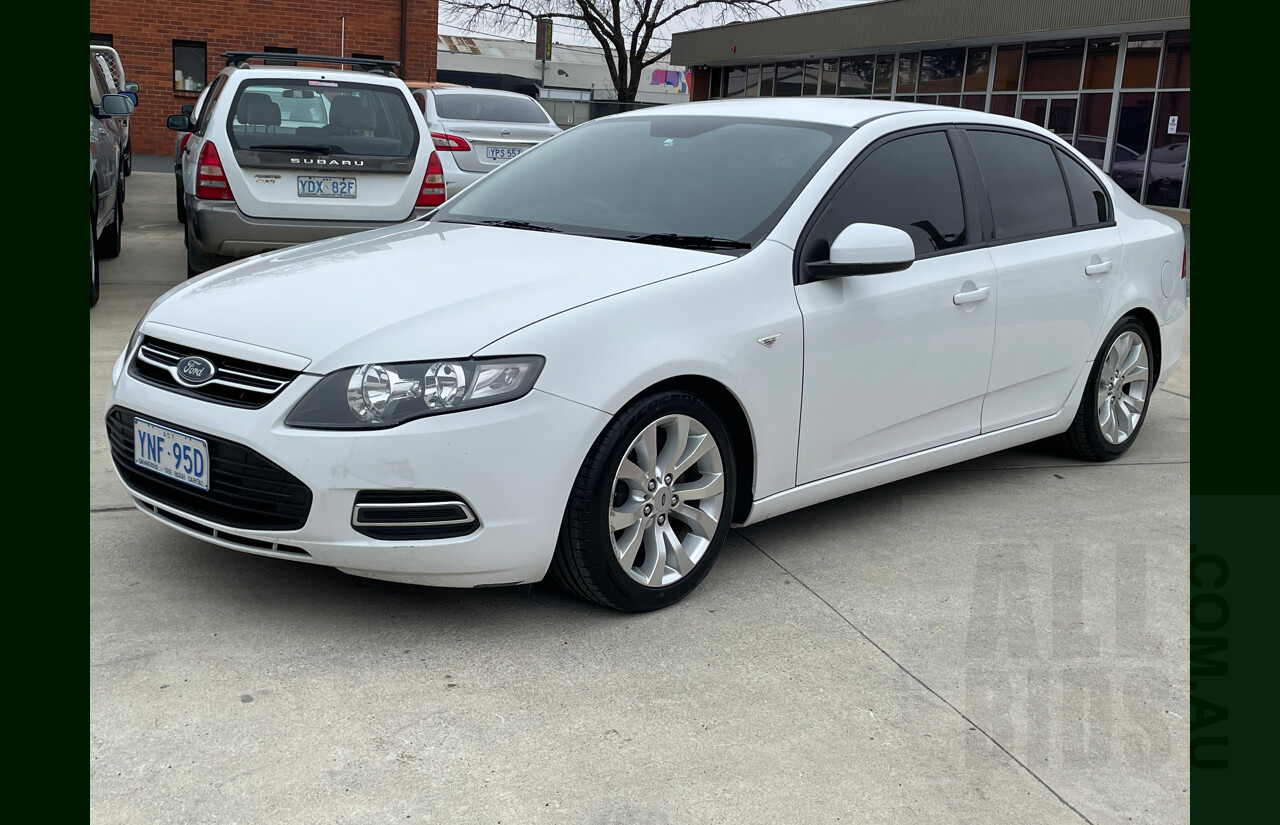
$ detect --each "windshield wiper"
[249,144,332,153]
[624,233,751,250]
[476,219,562,233]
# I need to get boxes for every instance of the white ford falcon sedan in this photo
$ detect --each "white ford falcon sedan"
[106,99,1186,612]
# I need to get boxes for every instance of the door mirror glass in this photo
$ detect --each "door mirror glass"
[166,114,192,132]
[99,93,134,117]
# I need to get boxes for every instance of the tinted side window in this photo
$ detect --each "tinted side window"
[805,130,968,260]
[967,130,1073,239]
[195,76,228,135]
[1057,149,1111,226]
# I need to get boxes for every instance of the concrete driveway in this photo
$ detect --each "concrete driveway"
[91,166,1190,825]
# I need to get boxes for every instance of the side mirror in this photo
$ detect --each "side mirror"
[123,81,139,93]
[166,114,193,132]
[806,223,915,280]
[98,93,134,117]
[181,104,194,116]
[121,90,138,107]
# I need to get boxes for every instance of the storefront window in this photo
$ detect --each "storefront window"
[759,64,775,97]
[918,48,964,93]
[839,56,874,96]
[1083,38,1120,89]
[1123,35,1162,88]
[1075,93,1115,167]
[1111,91,1156,200]
[1023,39,1084,92]
[708,67,722,98]
[1146,92,1189,207]
[874,54,895,94]
[745,65,760,97]
[964,47,990,92]
[1162,31,1190,88]
[802,61,821,95]
[896,53,919,94]
[990,94,1017,117]
[815,59,835,95]
[962,94,986,111]
[992,45,1023,91]
[776,62,803,96]
[725,67,747,97]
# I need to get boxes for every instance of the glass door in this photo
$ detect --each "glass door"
[1018,95,1079,138]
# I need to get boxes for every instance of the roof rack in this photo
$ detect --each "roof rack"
[221,52,402,76]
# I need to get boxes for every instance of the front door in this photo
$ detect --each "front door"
[794,129,997,483]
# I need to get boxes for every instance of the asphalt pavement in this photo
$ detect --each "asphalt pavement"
[91,164,1191,825]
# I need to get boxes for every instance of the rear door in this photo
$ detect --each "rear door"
[960,127,1122,431]
[426,91,559,173]
[219,77,426,221]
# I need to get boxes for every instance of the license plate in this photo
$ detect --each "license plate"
[486,147,523,161]
[297,176,357,198]
[134,418,210,491]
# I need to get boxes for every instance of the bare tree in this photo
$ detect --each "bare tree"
[441,1,803,103]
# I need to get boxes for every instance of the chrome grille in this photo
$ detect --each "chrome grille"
[130,337,299,408]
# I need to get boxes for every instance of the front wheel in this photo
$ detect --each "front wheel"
[1059,317,1154,461]
[551,390,737,612]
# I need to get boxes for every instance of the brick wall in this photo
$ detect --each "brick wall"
[90,1,439,155]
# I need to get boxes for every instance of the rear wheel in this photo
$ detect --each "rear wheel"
[176,184,187,224]
[185,220,220,278]
[90,195,100,307]
[551,390,736,612]
[98,186,123,259]
[1059,317,1154,461]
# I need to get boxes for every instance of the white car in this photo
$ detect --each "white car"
[107,99,1186,612]
[167,52,443,278]
[410,86,560,197]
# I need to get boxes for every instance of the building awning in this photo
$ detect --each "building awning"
[671,0,1190,66]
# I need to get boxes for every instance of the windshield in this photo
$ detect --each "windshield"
[435,93,550,123]
[432,115,847,246]
[226,79,419,158]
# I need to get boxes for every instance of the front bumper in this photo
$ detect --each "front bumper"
[106,343,610,588]
[187,199,432,259]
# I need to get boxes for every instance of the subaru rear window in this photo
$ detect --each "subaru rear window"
[226,80,419,158]
[434,94,549,124]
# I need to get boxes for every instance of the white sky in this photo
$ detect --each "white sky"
[437,1,879,56]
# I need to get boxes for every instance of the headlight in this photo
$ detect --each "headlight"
[285,356,545,429]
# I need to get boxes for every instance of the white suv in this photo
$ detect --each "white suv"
[168,52,444,278]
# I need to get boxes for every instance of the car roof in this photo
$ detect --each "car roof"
[605,97,1035,131]
[220,63,407,87]
[425,87,539,99]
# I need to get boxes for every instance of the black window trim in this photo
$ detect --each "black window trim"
[953,124,1116,248]
[794,124,982,285]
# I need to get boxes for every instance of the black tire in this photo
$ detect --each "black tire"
[1059,317,1155,461]
[550,390,737,612]
[176,184,187,224]
[185,220,218,278]
[90,195,100,308]
[98,186,123,259]
[123,139,132,177]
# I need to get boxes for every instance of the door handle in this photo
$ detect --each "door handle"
[952,286,990,305]
[1085,260,1113,276]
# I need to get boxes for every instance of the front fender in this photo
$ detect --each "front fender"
[477,240,805,499]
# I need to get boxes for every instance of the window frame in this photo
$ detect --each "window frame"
[954,125,1116,247]
[173,39,208,93]
[793,125,984,285]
